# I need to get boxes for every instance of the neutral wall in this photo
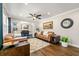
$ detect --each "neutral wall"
[39,8,79,47]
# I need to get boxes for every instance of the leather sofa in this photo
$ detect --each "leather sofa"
[35,31,55,42]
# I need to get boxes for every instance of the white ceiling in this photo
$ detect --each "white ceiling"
[3,3,79,22]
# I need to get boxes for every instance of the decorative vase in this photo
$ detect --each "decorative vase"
[61,42,68,47]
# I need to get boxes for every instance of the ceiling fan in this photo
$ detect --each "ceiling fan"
[28,13,42,20]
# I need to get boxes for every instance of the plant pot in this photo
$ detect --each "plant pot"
[61,42,68,47]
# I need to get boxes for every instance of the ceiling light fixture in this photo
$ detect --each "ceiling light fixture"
[33,17,36,20]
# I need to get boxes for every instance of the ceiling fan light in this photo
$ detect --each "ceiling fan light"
[33,17,36,20]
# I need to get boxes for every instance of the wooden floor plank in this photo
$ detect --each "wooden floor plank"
[31,44,79,56]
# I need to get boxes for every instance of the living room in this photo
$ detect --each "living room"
[0,3,79,56]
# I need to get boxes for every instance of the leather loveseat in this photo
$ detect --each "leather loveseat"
[35,31,55,42]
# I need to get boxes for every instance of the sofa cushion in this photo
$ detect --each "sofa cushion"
[37,32,41,35]
[43,32,48,35]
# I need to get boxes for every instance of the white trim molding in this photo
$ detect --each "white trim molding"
[40,8,79,21]
[69,43,79,48]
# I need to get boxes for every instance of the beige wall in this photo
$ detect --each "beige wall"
[39,8,79,48]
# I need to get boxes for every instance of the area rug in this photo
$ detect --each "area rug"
[28,38,50,53]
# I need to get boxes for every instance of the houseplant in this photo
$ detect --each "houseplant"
[60,36,69,47]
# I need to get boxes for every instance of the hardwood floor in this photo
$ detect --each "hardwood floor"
[31,44,79,56]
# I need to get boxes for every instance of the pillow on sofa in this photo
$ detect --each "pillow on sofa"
[37,31,44,35]
[37,32,41,35]
[48,32,55,37]
[43,32,48,35]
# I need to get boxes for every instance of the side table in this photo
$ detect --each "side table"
[51,35,60,44]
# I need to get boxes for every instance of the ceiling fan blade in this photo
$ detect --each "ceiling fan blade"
[36,14,41,18]
[38,17,41,19]
[34,14,36,16]
[37,14,41,16]
[29,13,33,16]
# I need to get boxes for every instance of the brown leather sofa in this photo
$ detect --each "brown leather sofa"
[35,31,55,42]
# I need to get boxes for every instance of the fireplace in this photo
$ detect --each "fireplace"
[21,30,29,37]
[21,30,32,38]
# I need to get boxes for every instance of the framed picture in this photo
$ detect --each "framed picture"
[21,24,29,30]
[43,21,53,29]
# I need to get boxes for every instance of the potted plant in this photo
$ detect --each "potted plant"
[60,36,69,47]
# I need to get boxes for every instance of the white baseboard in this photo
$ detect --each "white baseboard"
[69,43,79,48]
